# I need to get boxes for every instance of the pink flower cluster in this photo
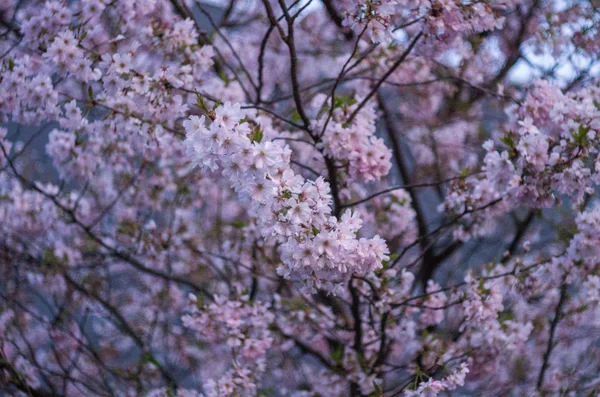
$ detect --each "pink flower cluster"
[341,0,514,44]
[481,80,600,208]
[182,294,274,396]
[403,362,470,397]
[184,102,390,291]
[314,95,393,183]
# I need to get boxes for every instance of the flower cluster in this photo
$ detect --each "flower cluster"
[182,294,274,362]
[482,80,600,208]
[0,56,60,124]
[341,0,513,44]
[44,30,99,82]
[461,274,505,327]
[360,189,418,243]
[182,294,274,396]
[403,362,470,397]
[443,80,600,241]
[313,94,393,183]
[184,102,389,291]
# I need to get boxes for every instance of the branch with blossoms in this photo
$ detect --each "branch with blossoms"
[1,0,600,396]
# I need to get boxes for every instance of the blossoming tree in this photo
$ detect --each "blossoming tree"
[1,0,600,395]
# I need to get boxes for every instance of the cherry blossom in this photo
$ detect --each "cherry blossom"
[1,0,600,395]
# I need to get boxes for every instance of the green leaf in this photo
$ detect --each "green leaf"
[457,168,471,178]
[117,220,138,237]
[574,124,590,146]
[43,248,59,266]
[382,253,400,269]
[478,278,485,292]
[369,382,384,397]
[290,109,302,123]
[140,352,161,369]
[258,388,276,396]
[390,195,407,206]
[230,219,247,229]
[217,70,230,86]
[78,30,88,44]
[197,292,205,307]
[249,126,263,143]
[497,309,514,323]
[333,94,357,109]
[500,136,514,148]
[330,345,344,363]
[195,94,209,112]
